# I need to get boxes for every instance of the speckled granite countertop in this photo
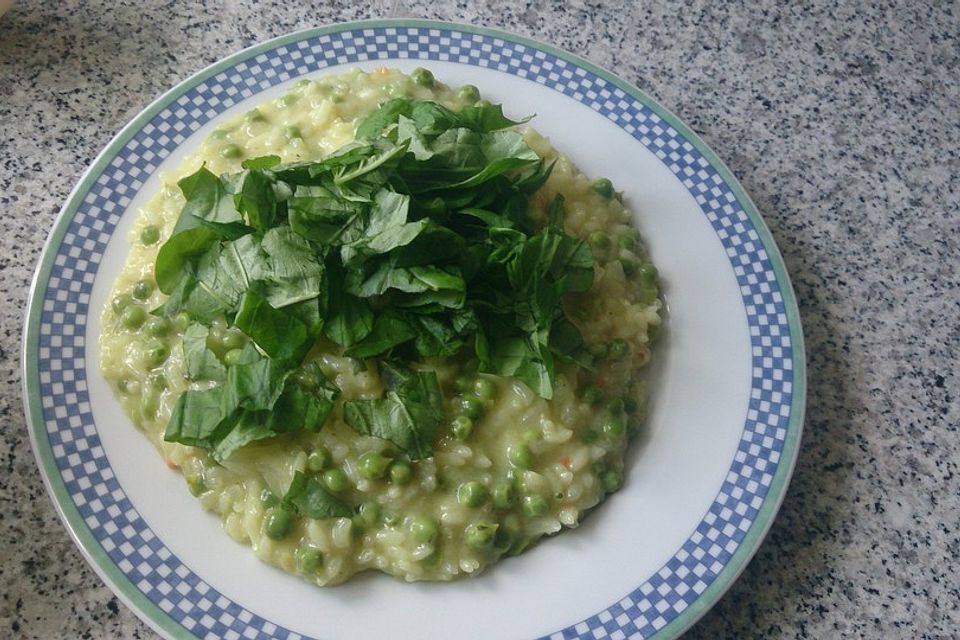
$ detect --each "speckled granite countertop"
[1,1,957,638]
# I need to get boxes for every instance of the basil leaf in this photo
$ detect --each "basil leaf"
[151,271,230,323]
[177,166,242,226]
[355,98,413,139]
[228,169,278,231]
[234,288,313,363]
[210,413,277,462]
[164,387,233,449]
[455,103,529,131]
[482,333,555,399]
[182,323,226,382]
[323,261,375,347]
[154,225,220,294]
[343,362,442,459]
[283,471,352,519]
[241,155,282,170]
[220,355,292,412]
[288,185,368,244]
[253,227,325,309]
[405,313,471,358]
[343,312,416,359]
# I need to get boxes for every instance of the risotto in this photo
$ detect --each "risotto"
[99,68,662,585]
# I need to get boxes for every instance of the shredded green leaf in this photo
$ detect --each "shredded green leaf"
[157,95,594,461]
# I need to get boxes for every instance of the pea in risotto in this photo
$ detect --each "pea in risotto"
[99,68,662,585]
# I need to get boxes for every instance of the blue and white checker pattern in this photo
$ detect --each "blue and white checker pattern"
[33,24,797,640]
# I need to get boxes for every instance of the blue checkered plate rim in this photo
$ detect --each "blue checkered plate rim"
[23,19,805,640]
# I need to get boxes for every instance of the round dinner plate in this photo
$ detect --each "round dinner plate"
[22,19,805,640]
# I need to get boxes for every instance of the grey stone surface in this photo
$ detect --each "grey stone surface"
[1,0,957,638]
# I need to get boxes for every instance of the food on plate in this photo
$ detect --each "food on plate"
[99,67,661,584]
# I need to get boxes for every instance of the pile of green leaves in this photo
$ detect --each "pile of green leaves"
[155,98,594,462]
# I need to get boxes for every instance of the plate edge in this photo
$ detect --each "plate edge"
[19,17,809,640]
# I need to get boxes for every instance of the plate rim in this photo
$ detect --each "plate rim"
[21,17,807,640]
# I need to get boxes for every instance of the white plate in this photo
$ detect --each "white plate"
[23,19,805,640]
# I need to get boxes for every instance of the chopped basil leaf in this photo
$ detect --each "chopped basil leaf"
[343,361,443,459]
[159,93,596,460]
[182,323,226,382]
[283,471,352,519]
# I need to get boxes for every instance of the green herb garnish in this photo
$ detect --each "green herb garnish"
[156,96,594,461]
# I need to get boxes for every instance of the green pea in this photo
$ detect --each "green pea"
[260,489,279,508]
[264,507,293,540]
[210,128,229,140]
[474,377,497,400]
[143,316,170,337]
[493,524,514,551]
[501,514,530,555]
[602,413,626,438]
[620,256,640,278]
[581,429,599,444]
[140,225,160,246]
[285,125,302,140]
[508,443,533,469]
[111,293,133,314]
[223,348,245,366]
[295,546,324,574]
[172,312,191,333]
[116,378,137,395]
[411,67,434,87]
[207,322,227,352]
[590,177,614,198]
[323,468,349,492]
[457,84,480,103]
[492,481,515,510]
[638,285,659,304]
[617,229,639,251]
[464,522,498,550]
[221,327,246,351]
[449,415,474,441]
[358,451,391,480]
[146,370,167,390]
[220,144,243,159]
[143,340,169,367]
[459,397,484,420]
[521,429,542,444]
[582,384,604,405]
[623,397,639,414]
[358,501,382,527]
[186,475,205,497]
[453,375,474,393]
[245,109,266,122]
[588,230,610,252]
[457,481,488,508]
[602,469,624,493]
[410,516,438,544]
[608,338,630,359]
[294,78,311,89]
[307,447,332,472]
[637,263,659,286]
[522,494,550,517]
[120,305,146,329]
[608,398,625,414]
[279,94,299,107]
[385,460,411,485]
